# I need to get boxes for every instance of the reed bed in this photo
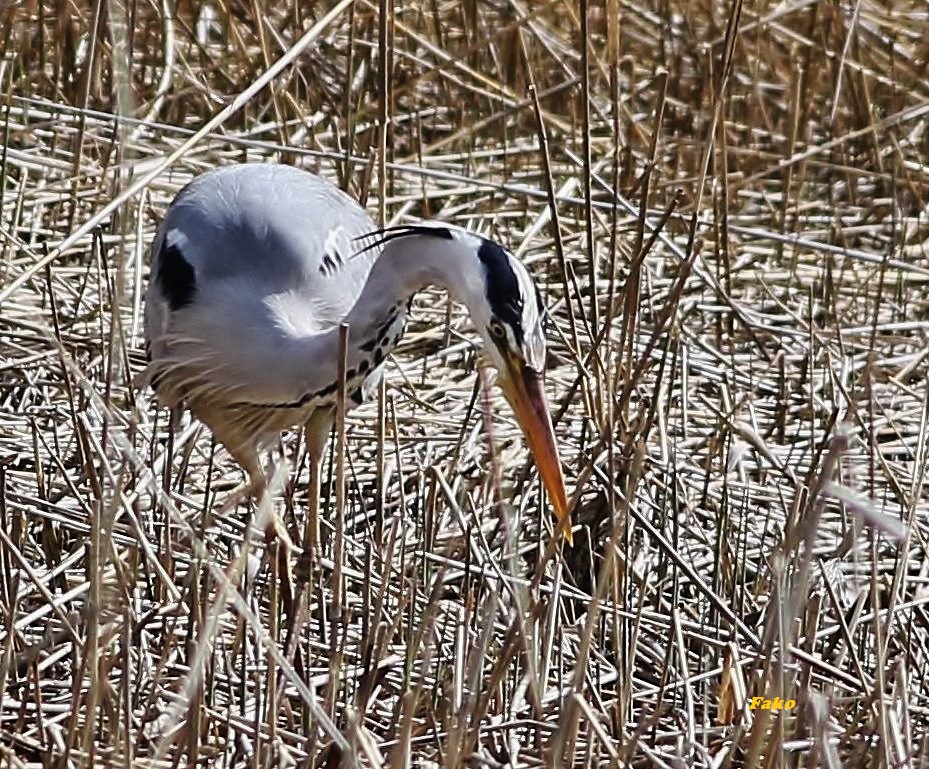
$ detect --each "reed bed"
[2,0,929,765]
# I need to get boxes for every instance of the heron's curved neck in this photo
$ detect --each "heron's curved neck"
[346,235,480,337]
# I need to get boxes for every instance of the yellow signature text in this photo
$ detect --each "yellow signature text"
[749,696,796,710]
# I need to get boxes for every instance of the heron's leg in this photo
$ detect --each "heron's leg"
[302,408,334,563]
[274,412,331,684]
[243,454,267,503]
[228,444,292,730]
[215,444,265,521]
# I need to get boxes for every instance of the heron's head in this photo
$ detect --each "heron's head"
[465,236,572,544]
[367,223,571,542]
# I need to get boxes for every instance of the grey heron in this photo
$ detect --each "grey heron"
[143,163,571,549]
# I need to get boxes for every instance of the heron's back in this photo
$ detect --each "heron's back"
[145,164,379,414]
[161,164,375,289]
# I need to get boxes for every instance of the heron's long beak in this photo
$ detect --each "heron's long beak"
[499,359,572,544]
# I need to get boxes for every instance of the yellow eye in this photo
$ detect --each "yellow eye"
[489,321,506,340]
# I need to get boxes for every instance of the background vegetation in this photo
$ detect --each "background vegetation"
[2,0,929,765]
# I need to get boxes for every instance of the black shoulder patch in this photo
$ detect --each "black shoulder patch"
[157,241,197,311]
[477,238,524,344]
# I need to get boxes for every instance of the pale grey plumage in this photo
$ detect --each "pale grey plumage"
[145,165,392,473]
[146,166,376,400]
[143,162,571,544]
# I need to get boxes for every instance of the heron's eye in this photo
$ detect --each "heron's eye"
[489,320,506,340]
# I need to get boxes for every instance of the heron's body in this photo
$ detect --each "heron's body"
[144,163,570,546]
[146,166,389,460]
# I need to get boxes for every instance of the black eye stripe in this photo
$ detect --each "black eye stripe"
[477,238,524,345]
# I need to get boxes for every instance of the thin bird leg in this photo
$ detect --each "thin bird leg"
[275,425,323,683]
[225,441,298,620]
[300,408,333,577]
[214,445,265,520]
[305,450,322,558]
[227,442,296,546]
[219,442,279,551]
[281,411,332,678]
[226,443,292,722]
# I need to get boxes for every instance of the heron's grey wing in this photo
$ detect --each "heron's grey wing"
[162,164,375,289]
[144,164,379,405]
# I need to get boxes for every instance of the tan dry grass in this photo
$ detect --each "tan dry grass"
[2,0,929,766]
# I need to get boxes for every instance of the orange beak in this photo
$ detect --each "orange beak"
[498,358,572,545]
